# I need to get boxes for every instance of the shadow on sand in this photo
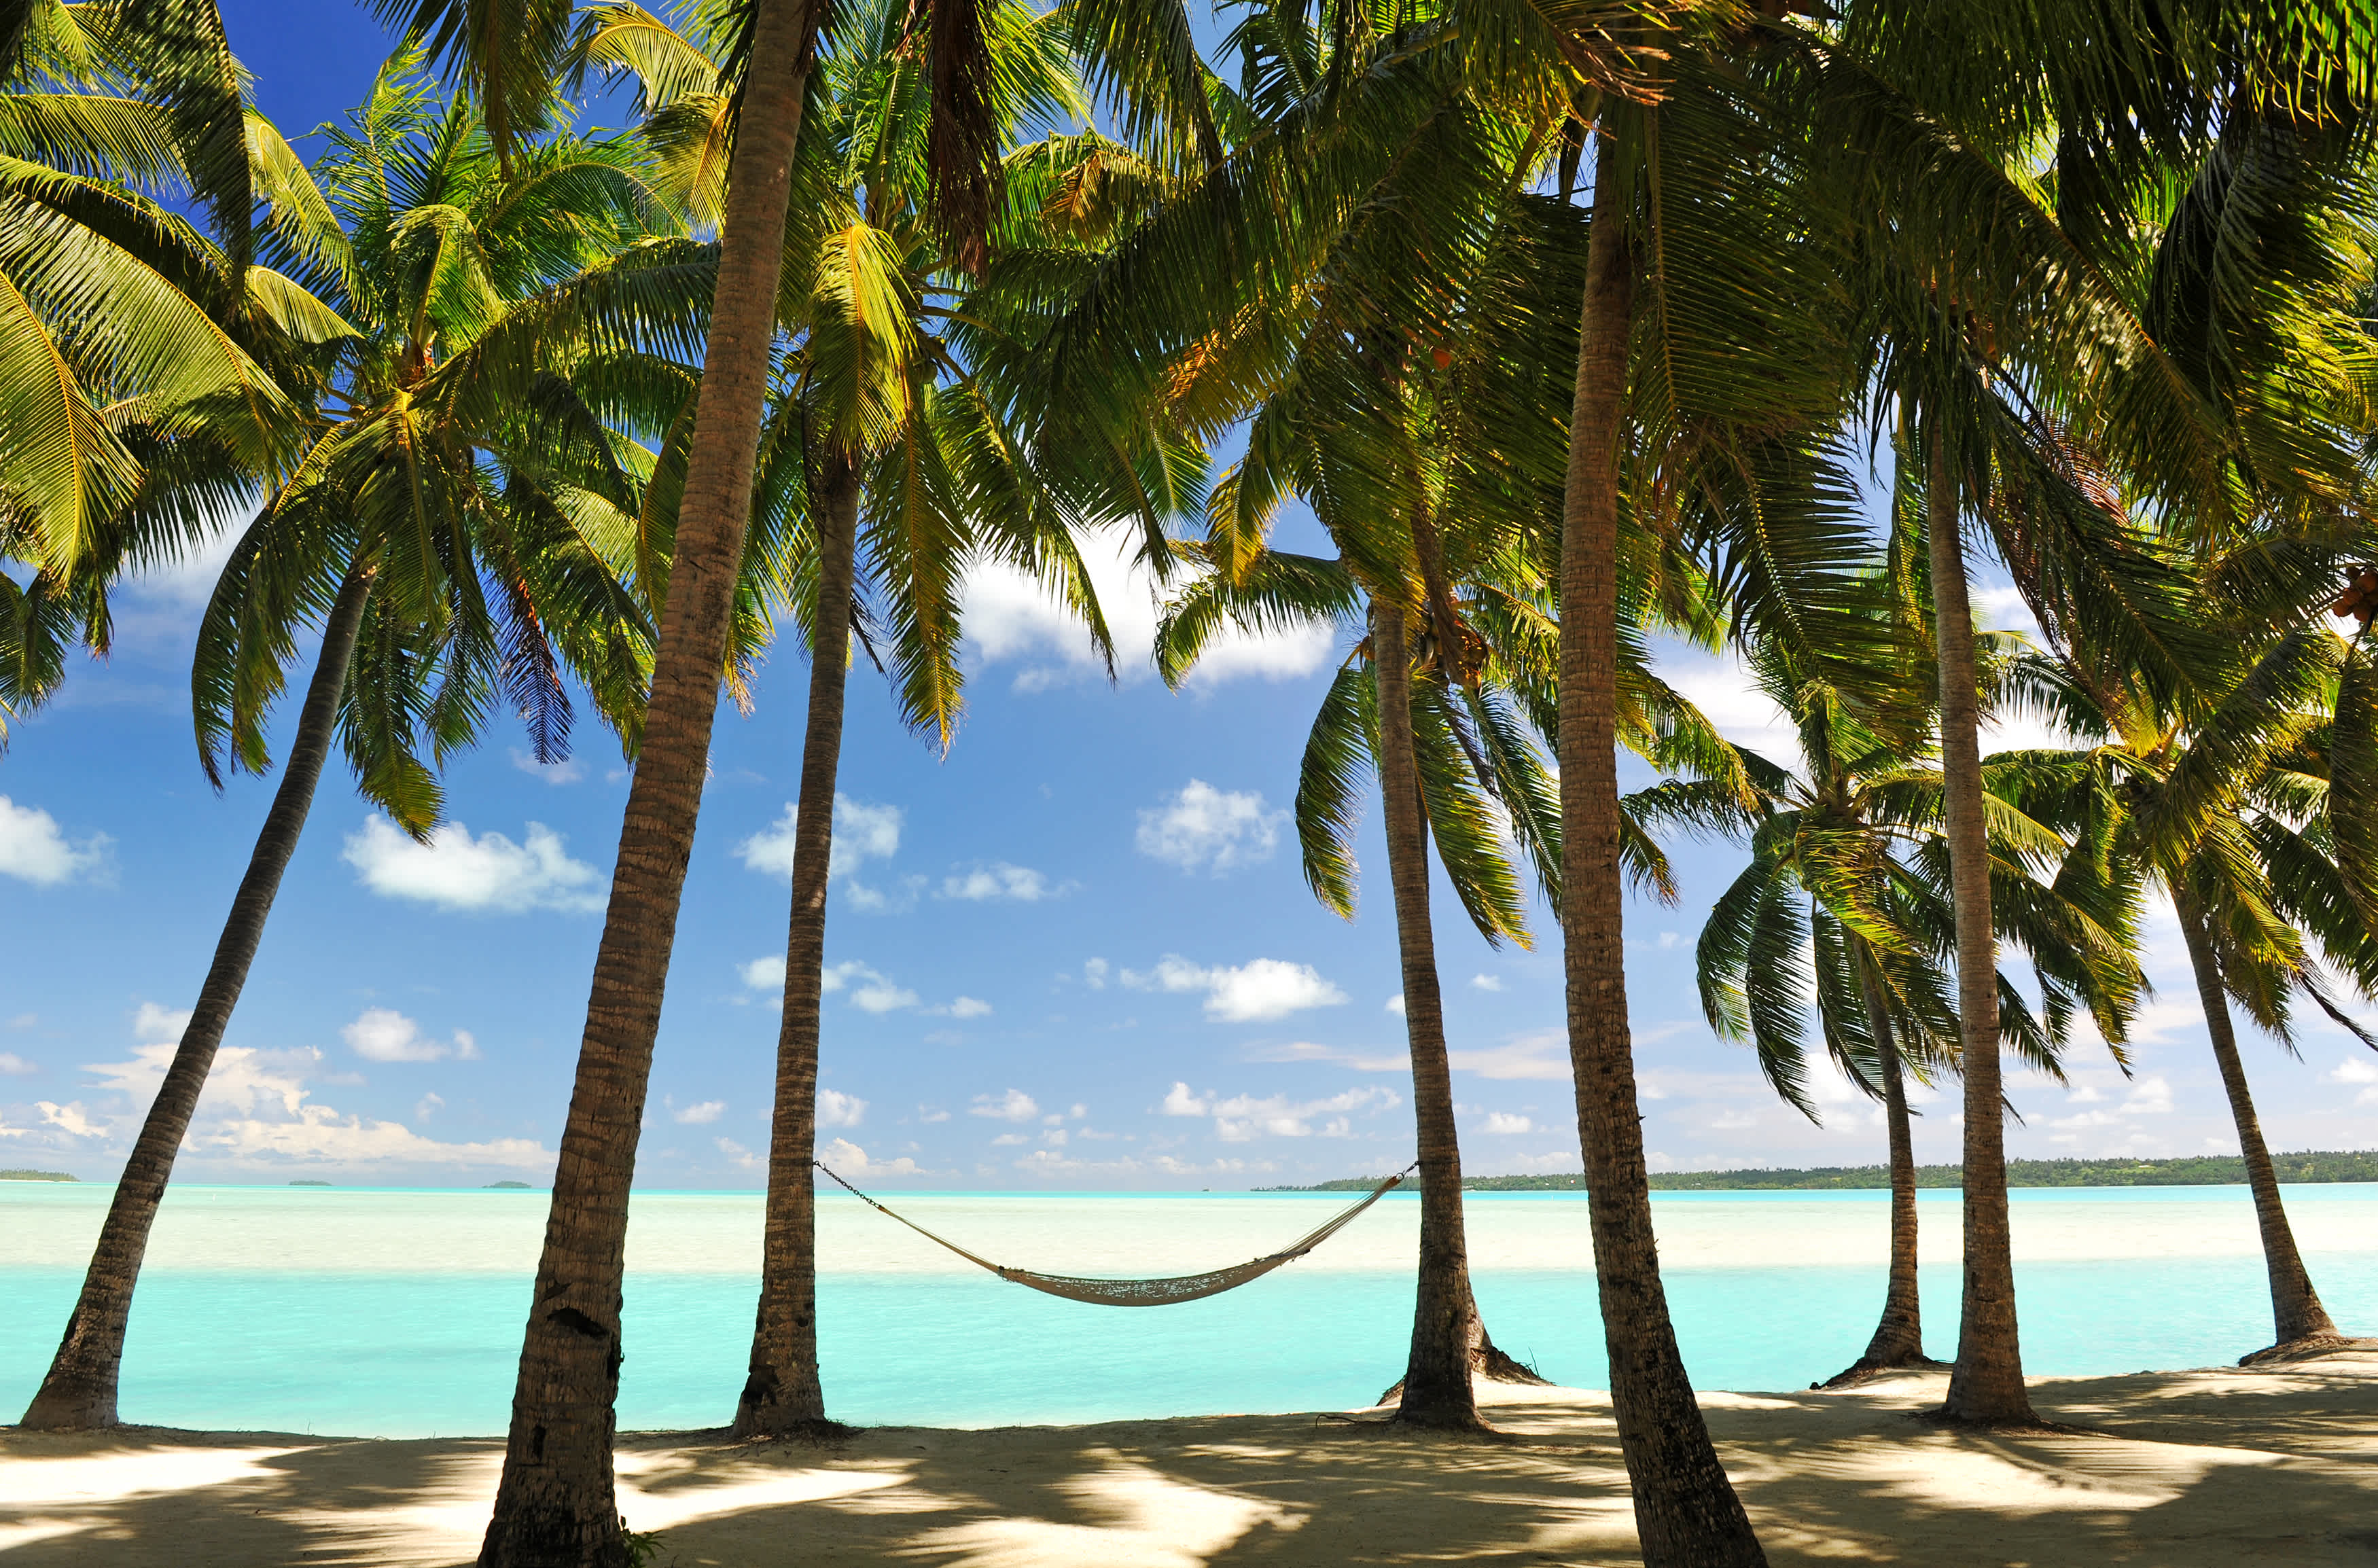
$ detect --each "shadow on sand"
[4,1352,2375,1566]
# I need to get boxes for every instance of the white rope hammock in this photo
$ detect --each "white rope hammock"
[816,1159,1417,1306]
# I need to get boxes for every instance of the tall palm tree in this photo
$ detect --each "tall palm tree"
[398,0,840,1549]
[429,0,1203,1543]
[2019,630,2378,1355]
[1656,633,2145,1383]
[18,60,679,1430]
[705,1,1129,1439]
[1148,153,1770,1421]
[1817,6,2377,1423]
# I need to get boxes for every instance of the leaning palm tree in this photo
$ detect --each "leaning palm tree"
[421,0,1192,1544]
[2017,629,2378,1356]
[389,0,836,1550]
[1656,632,2146,1383]
[575,0,1171,1439]
[18,61,679,1430]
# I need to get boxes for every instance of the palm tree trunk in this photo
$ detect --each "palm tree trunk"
[1928,432,2034,1425]
[734,456,861,1437]
[1835,937,1927,1377]
[20,565,374,1430]
[478,5,817,1561]
[2171,883,2338,1348]
[1559,147,1765,1565]
[1372,597,1485,1431]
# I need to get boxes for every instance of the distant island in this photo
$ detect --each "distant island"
[1264,1150,2378,1192]
[0,1169,76,1182]
[484,1180,536,1190]
[289,1179,333,1187]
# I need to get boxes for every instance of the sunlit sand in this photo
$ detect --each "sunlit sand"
[5,1354,2374,1565]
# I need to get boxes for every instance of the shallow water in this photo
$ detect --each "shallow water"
[4,1183,2373,1436]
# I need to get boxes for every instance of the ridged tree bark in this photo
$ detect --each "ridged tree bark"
[1829,936,1929,1381]
[1372,597,1486,1431]
[734,455,861,1437]
[2171,883,2339,1350]
[478,4,815,1561]
[1559,147,1765,1565]
[20,565,374,1431]
[1929,433,2034,1425]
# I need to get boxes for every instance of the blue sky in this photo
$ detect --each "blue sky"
[3,3,2374,1190]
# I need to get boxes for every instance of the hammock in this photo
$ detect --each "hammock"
[816,1159,1417,1306]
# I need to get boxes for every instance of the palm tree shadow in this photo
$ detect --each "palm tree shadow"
[3,1363,2373,1565]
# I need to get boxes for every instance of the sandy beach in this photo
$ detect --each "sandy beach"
[5,1351,2375,1566]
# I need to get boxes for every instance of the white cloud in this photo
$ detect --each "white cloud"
[134,1003,192,1043]
[991,1131,1030,1145]
[1121,955,1347,1023]
[821,961,919,1013]
[944,997,993,1019]
[1162,1084,1401,1141]
[341,1008,477,1064]
[822,1137,919,1177]
[735,795,902,880]
[2322,1056,2378,1084]
[961,522,1335,692]
[37,1101,108,1138]
[970,1088,1040,1123]
[919,1106,951,1123]
[1449,1033,1573,1081]
[48,1032,542,1171]
[0,1053,34,1075]
[510,749,586,785]
[673,1100,726,1125]
[414,1093,444,1122]
[0,796,109,887]
[1471,974,1504,993]
[1135,781,1286,874]
[1484,1111,1534,1134]
[342,817,604,914]
[2124,1075,2175,1115]
[740,956,786,991]
[1245,1040,1410,1073]
[1083,958,1109,989]
[715,1137,761,1170]
[819,1089,866,1128]
[1386,993,1405,1016]
[938,862,1064,902]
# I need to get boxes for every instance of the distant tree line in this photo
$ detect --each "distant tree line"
[1270,1152,2378,1192]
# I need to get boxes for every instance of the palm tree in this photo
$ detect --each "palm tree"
[713,2,1128,1439]
[2019,630,2378,1355]
[1814,7,2378,1421]
[1655,633,2145,1383]
[1148,153,1771,1421]
[574,0,1179,1440]
[19,60,678,1430]
[0,0,302,739]
[429,0,1203,1541]
[395,0,839,1548]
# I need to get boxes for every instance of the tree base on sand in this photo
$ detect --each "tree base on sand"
[1376,1337,1555,1406]
[2237,1334,2378,1368]
[1817,1353,1948,1390]
[732,1416,854,1444]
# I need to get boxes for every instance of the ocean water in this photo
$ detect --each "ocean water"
[3,1183,2373,1437]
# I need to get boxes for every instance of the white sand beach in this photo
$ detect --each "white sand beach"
[6,1353,2375,1566]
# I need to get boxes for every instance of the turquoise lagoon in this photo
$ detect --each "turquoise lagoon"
[3,1183,2373,1437]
